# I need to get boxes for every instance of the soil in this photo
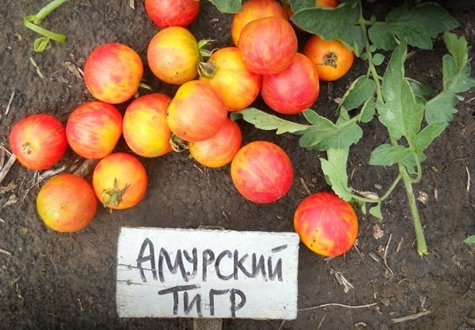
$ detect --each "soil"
[1,0,475,329]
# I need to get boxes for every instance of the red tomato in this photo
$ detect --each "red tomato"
[261,53,320,115]
[188,117,242,168]
[294,192,358,257]
[36,174,97,233]
[167,80,227,142]
[66,101,123,160]
[199,47,262,112]
[123,93,173,158]
[92,152,148,210]
[239,17,298,75]
[303,35,354,81]
[231,141,293,203]
[147,27,200,85]
[83,43,143,104]
[145,0,200,28]
[9,114,68,170]
[231,0,288,46]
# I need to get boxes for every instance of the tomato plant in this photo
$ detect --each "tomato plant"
[36,174,97,233]
[231,0,288,46]
[231,141,293,204]
[294,192,358,257]
[261,52,320,115]
[147,26,207,85]
[9,113,68,170]
[83,43,143,104]
[92,152,148,210]
[66,101,123,160]
[238,16,298,75]
[303,34,354,81]
[167,80,227,142]
[199,46,262,112]
[145,0,199,28]
[123,93,172,158]
[188,117,242,168]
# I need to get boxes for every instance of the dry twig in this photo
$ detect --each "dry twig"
[383,234,394,282]
[5,89,15,116]
[0,153,17,185]
[299,302,377,312]
[392,310,431,323]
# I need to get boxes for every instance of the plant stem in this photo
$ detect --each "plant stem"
[33,0,69,24]
[399,162,428,256]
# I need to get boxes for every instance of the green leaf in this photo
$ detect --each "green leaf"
[290,1,364,55]
[414,122,447,152]
[208,0,242,13]
[377,41,423,143]
[464,236,475,244]
[232,108,310,134]
[372,53,385,66]
[368,2,459,51]
[338,76,376,112]
[369,203,383,220]
[320,148,354,201]
[426,32,475,125]
[369,144,412,167]
[299,111,363,151]
[360,96,376,123]
[288,0,315,13]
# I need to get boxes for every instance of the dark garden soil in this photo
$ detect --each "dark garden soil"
[1,0,475,329]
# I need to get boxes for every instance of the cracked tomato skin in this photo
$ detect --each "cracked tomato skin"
[167,80,227,142]
[123,93,173,158]
[36,174,97,233]
[239,16,298,75]
[231,141,293,204]
[231,0,288,46]
[83,43,143,104]
[145,0,200,28]
[294,192,358,257]
[261,52,320,115]
[9,114,68,170]
[303,35,354,81]
[92,153,148,210]
[66,101,123,160]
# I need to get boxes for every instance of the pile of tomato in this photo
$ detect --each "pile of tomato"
[9,0,358,257]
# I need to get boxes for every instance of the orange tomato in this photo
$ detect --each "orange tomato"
[303,34,354,81]
[36,174,97,233]
[92,153,148,210]
[123,93,173,158]
[147,26,200,85]
[231,0,288,46]
[199,47,262,112]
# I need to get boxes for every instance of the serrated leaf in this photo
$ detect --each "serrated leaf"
[368,2,458,51]
[208,0,242,13]
[319,148,354,201]
[290,2,364,55]
[338,76,376,112]
[464,236,475,244]
[415,122,447,152]
[232,108,310,134]
[377,41,423,143]
[369,144,412,167]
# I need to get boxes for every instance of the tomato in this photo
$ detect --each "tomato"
[294,192,358,257]
[9,114,68,170]
[83,43,143,104]
[147,27,200,85]
[167,80,227,142]
[261,53,320,115]
[145,0,200,28]
[92,152,147,210]
[231,141,293,204]
[303,35,354,81]
[188,117,242,168]
[36,174,97,233]
[239,17,298,75]
[66,101,123,160]
[283,0,338,18]
[199,47,262,112]
[231,0,288,46]
[123,93,172,158]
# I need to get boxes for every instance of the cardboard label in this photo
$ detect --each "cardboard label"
[116,227,299,320]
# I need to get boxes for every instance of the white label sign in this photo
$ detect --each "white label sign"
[116,227,299,320]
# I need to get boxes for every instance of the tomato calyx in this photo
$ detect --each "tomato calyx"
[322,52,338,68]
[197,57,216,79]
[101,178,130,208]
[169,134,189,153]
